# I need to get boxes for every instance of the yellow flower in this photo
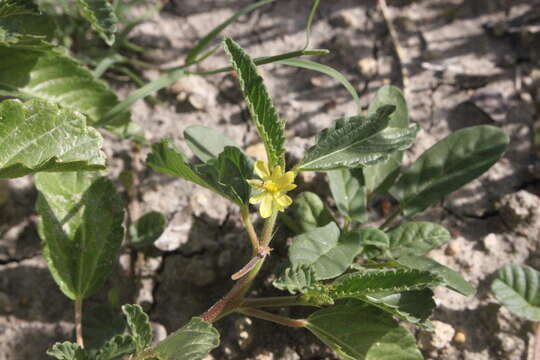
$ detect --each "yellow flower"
[247,161,297,218]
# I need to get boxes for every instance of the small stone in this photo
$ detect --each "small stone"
[445,240,460,256]
[453,330,466,344]
[245,143,267,161]
[151,322,167,344]
[357,58,378,78]
[169,76,217,110]
[482,233,499,253]
[419,321,455,350]
[497,190,540,238]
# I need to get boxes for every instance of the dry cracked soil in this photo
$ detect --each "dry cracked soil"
[1,0,540,359]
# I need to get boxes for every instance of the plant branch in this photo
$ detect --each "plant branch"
[241,296,315,308]
[74,298,84,348]
[237,307,307,328]
[241,206,259,256]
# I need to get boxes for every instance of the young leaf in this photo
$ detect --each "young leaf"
[364,85,409,194]
[298,106,395,171]
[185,0,274,64]
[47,342,88,360]
[327,168,367,223]
[83,304,126,350]
[286,191,335,233]
[0,99,105,179]
[35,172,124,300]
[289,222,362,280]
[347,227,390,260]
[491,264,540,321]
[147,140,252,206]
[184,125,245,163]
[122,304,153,354]
[331,268,442,299]
[277,58,361,112]
[223,37,285,168]
[151,317,220,360]
[130,211,166,250]
[0,47,130,127]
[397,255,475,296]
[360,289,436,326]
[389,125,509,217]
[96,335,135,360]
[306,302,423,360]
[273,265,315,295]
[76,0,118,45]
[387,222,451,258]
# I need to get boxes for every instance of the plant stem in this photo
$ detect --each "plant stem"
[74,298,84,348]
[534,322,540,360]
[241,296,315,308]
[241,206,259,256]
[379,205,402,230]
[237,307,307,328]
[261,210,278,248]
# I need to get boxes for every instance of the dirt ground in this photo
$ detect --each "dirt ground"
[1,0,540,359]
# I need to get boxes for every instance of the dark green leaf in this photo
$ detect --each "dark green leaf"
[123,304,153,354]
[289,222,362,280]
[328,168,366,223]
[184,125,244,163]
[273,265,315,295]
[36,172,124,300]
[361,289,436,326]
[0,99,105,179]
[331,268,442,298]
[47,342,88,360]
[130,211,166,249]
[306,302,423,360]
[83,304,126,350]
[223,37,285,168]
[298,106,395,171]
[277,58,360,112]
[0,47,130,127]
[185,0,274,64]
[286,191,335,233]
[364,85,409,194]
[389,125,509,217]
[397,255,475,296]
[491,264,540,321]
[76,0,118,45]
[387,222,451,258]
[152,317,220,360]
[96,335,135,360]
[346,227,390,260]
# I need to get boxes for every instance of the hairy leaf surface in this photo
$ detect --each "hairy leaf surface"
[387,221,451,258]
[328,168,366,223]
[123,304,153,354]
[76,0,118,45]
[286,191,335,233]
[273,265,315,294]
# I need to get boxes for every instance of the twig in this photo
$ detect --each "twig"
[75,298,84,348]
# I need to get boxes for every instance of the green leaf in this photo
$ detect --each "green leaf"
[223,37,285,168]
[298,106,396,171]
[0,99,105,179]
[152,317,220,360]
[491,264,540,321]
[273,265,315,294]
[331,268,442,298]
[184,125,244,163]
[277,58,361,112]
[0,0,38,17]
[0,47,130,127]
[361,289,436,326]
[389,125,509,217]
[35,172,124,300]
[76,0,118,45]
[185,0,274,64]
[328,168,366,223]
[130,211,166,249]
[286,191,335,233]
[387,222,451,258]
[123,304,153,354]
[289,222,362,280]
[96,335,135,360]
[47,342,88,360]
[83,304,126,350]
[147,140,252,205]
[364,85,409,194]
[346,227,389,260]
[306,302,423,360]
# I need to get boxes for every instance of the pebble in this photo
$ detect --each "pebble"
[445,240,460,256]
[357,58,378,78]
[453,330,466,344]
[419,320,455,350]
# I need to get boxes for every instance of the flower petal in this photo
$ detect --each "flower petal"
[275,194,293,208]
[271,165,284,183]
[254,160,270,179]
[281,183,297,192]
[275,171,295,188]
[249,192,266,204]
[246,179,264,189]
[260,194,274,218]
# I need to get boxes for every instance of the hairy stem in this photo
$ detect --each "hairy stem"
[74,298,84,348]
[261,210,278,248]
[241,296,314,308]
[237,307,307,328]
[241,206,259,256]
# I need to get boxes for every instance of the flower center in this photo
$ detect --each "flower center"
[264,182,279,193]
